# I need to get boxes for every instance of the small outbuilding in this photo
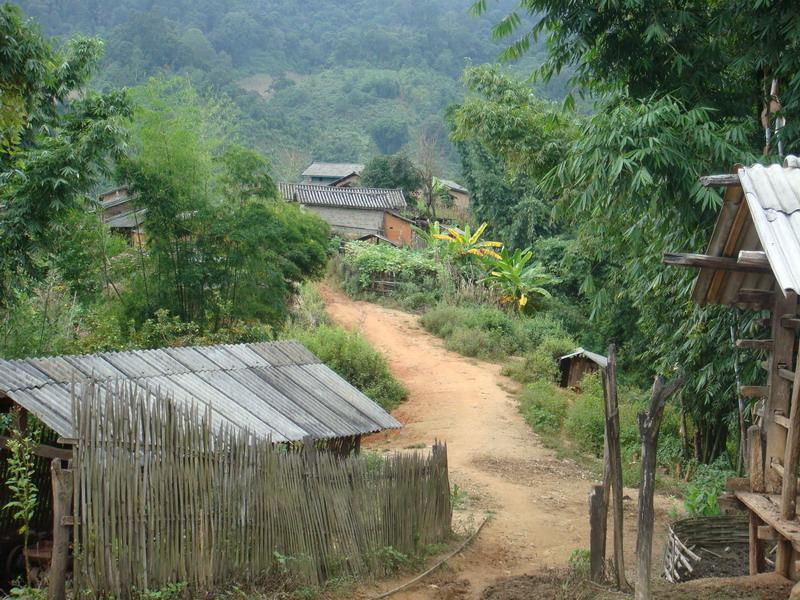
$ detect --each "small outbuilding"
[558,348,608,390]
[97,186,146,244]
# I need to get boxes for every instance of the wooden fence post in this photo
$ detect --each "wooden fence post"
[49,458,73,600]
[602,344,629,591]
[635,374,683,600]
[589,484,606,582]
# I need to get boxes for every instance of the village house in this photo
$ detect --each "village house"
[279,182,415,244]
[664,156,800,588]
[438,178,470,212]
[96,186,145,244]
[302,162,364,186]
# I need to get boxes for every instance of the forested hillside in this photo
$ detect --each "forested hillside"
[15,0,564,177]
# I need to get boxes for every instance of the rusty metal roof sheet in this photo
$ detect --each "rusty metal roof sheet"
[0,341,400,441]
[693,156,800,306]
[278,183,406,211]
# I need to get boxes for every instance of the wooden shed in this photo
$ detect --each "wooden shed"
[665,156,800,583]
[559,348,608,390]
[0,340,401,582]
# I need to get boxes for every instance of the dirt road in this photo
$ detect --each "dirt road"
[321,285,670,598]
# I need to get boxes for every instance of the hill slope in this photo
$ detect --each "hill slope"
[16,0,563,176]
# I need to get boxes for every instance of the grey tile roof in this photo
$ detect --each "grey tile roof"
[279,183,406,211]
[439,178,468,194]
[302,162,365,178]
[105,209,146,229]
[0,341,401,442]
[693,156,800,306]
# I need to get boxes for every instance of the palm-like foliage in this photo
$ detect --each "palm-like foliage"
[432,222,503,260]
[485,247,554,310]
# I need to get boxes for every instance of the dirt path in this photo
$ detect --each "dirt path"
[321,284,674,599]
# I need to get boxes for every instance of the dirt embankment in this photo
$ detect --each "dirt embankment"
[320,285,677,599]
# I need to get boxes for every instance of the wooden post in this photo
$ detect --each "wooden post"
[589,484,606,583]
[602,344,629,591]
[49,458,73,600]
[780,349,800,519]
[765,292,797,493]
[764,292,797,575]
[749,511,765,575]
[635,374,684,600]
[749,425,765,493]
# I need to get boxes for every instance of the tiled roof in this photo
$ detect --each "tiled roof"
[302,162,365,178]
[279,183,406,211]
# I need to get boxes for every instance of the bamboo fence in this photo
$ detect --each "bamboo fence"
[71,380,451,597]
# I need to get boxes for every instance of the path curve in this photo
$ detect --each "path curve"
[320,285,652,598]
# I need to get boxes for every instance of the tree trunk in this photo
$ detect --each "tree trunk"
[635,374,684,600]
[602,344,630,591]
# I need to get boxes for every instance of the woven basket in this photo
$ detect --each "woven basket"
[663,515,749,583]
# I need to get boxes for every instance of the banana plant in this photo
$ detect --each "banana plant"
[484,247,555,311]
[431,222,503,261]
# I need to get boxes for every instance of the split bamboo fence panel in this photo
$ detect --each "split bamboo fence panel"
[71,380,451,598]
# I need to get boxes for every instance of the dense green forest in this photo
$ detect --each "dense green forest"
[13,0,566,178]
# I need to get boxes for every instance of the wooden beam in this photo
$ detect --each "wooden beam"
[741,385,770,398]
[737,339,774,350]
[758,525,779,541]
[750,511,765,574]
[779,369,796,383]
[49,459,73,600]
[781,316,800,330]
[775,414,792,429]
[780,351,800,520]
[663,252,772,274]
[739,250,770,268]
[750,425,765,493]
[737,289,776,306]
[700,173,741,187]
[0,435,72,460]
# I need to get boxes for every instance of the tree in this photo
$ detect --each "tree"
[0,9,131,301]
[360,154,422,193]
[370,117,409,154]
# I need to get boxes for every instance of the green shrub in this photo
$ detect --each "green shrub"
[684,458,734,516]
[290,324,407,410]
[519,381,569,435]
[564,373,607,456]
[342,241,439,291]
[443,327,495,359]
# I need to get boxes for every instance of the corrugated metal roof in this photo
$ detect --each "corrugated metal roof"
[559,348,608,369]
[302,162,365,178]
[693,156,800,306]
[279,183,406,211]
[0,341,401,442]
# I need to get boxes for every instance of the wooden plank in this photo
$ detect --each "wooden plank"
[775,414,792,429]
[739,250,770,268]
[737,339,774,350]
[781,316,800,330]
[662,252,771,274]
[737,289,776,306]
[700,173,741,187]
[589,485,606,583]
[758,525,778,541]
[750,511,765,574]
[738,493,800,549]
[725,476,751,492]
[741,385,770,398]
